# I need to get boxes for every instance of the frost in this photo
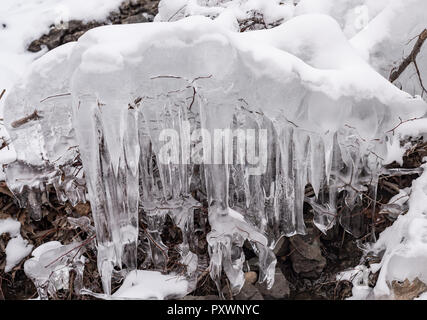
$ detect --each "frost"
[3,2,427,298]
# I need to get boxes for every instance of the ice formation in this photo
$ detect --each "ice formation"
[24,240,87,299]
[3,0,427,299]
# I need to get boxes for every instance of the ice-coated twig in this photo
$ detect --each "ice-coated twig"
[385,116,423,135]
[167,4,187,22]
[40,93,71,103]
[44,235,95,268]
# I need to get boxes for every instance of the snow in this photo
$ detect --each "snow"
[3,0,427,296]
[384,118,427,165]
[0,218,33,272]
[0,0,123,109]
[349,0,427,99]
[31,241,62,259]
[5,235,33,272]
[337,265,373,300]
[415,292,427,300]
[24,240,86,299]
[6,11,427,296]
[112,270,189,299]
[0,0,125,174]
[367,164,427,297]
[1,0,427,300]
[0,217,21,237]
[156,0,294,26]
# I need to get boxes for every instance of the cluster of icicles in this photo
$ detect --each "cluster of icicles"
[5,88,384,299]
[4,17,422,299]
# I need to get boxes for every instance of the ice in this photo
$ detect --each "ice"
[4,42,86,220]
[3,12,427,298]
[24,241,87,300]
[0,0,124,107]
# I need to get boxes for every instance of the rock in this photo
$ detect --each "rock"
[247,257,260,272]
[245,271,258,284]
[289,227,326,278]
[273,235,289,257]
[27,21,101,52]
[235,282,264,300]
[255,268,290,299]
[392,278,427,300]
[27,1,159,53]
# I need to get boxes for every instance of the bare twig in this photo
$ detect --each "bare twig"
[389,29,427,95]
[44,234,96,268]
[0,89,5,101]
[150,74,212,110]
[140,223,169,272]
[385,116,422,135]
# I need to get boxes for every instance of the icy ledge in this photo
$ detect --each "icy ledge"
[3,15,426,297]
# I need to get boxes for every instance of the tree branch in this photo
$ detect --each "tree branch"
[389,29,427,95]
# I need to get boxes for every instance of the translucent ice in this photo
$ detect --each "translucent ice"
[4,14,426,297]
[24,241,86,300]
